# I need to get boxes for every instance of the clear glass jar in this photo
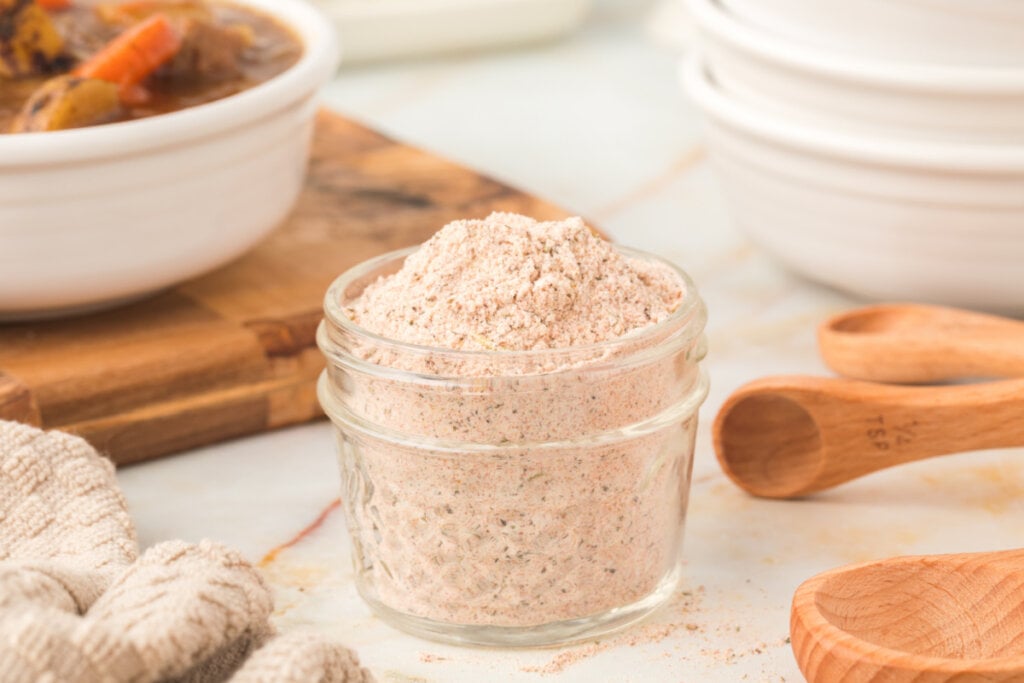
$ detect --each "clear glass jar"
[317,246,709,647]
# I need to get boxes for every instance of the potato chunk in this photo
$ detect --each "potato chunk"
[9,75,122,132]
[0,0,67,78]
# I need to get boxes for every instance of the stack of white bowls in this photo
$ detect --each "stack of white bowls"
[683,0,1024,311]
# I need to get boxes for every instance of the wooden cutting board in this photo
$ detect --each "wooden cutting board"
[0,110,571,465]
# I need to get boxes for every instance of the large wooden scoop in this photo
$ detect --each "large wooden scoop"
[713,376,1024,498]
[791,549,1024,682]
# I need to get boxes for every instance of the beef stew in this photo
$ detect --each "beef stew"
[0,0,302,133]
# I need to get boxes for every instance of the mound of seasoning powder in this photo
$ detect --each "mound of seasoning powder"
[347,212,684,352]
[327,213,706,633]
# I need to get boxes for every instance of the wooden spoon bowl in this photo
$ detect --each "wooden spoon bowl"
[792,549,1024,682]
[713,375,1024,498]
[819,304,1024,384]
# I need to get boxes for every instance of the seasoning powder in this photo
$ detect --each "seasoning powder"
[333,213,702,629]
[348,212,683,352]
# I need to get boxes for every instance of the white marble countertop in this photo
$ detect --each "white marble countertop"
[117,8,1024,682]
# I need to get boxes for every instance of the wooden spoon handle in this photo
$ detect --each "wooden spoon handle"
[819,304,1024,383]
[798,377,1024,492]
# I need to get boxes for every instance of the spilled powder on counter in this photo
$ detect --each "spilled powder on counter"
[520,587,707,674]
[332,213,704,630]
[347,212,684,351]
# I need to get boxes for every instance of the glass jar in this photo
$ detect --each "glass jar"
[317,246,708,646]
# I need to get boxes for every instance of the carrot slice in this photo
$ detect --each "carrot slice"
[73,13,182,91]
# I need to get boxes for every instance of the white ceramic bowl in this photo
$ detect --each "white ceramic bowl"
[0,0,339,320]
[316,0,589,64]
[688,0,1024,145]
[720,0,1024,67]
[682,57,1024,312]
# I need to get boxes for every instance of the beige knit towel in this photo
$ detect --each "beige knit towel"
[0,420,374,683]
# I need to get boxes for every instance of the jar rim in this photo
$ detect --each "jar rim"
[321,245,705,361]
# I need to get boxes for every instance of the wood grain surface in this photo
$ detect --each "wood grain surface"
[0,110,571,465]
[818,303,1024,384]
[714,374,1024,498]
[791,549,1024,682]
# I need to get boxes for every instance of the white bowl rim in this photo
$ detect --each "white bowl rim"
[682,57,1024,172]
[0,0,340,166]
[687,0,1024,93]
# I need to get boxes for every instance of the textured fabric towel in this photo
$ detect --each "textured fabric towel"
[0,420,374,683]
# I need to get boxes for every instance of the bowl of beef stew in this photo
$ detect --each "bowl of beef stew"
[0,0,339,319]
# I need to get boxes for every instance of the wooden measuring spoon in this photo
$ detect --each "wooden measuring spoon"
[791,549,1024,682]
[712,375,1024,499]
[819,304,1024,384]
